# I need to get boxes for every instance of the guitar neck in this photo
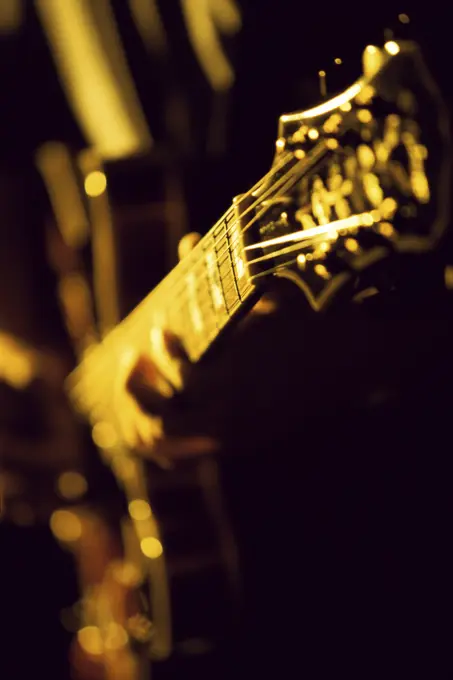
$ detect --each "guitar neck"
[68,204,255,419]
[160,206,255,360]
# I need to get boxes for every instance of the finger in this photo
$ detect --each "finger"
[126,355,174,415]
[129,354,174,396]
[161,329,192,384]
[178,232,201,260]
[150,327,189,391]
[162,329,189,362]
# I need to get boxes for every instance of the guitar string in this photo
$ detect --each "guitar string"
[126,149,307,315]
[155,147,295,283]
[236,137,330,237]
[71,151,321,403]
[147,145,318,310]
[128,138,321,299]
[74,151,299,354]
[166,156,314,311]
[72,224,318,414]
[83,148,294,340]
[74,181,364,409]
[119,147,295,306]
[71,162,320,411]
[72,225,327,415]
[87,156,305,335]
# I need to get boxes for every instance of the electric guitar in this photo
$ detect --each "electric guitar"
[67,40,450,668]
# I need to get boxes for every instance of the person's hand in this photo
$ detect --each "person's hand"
[122,233,218,464]
[123,232,277,465]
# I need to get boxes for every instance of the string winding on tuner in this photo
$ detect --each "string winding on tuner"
[247,39,450,310]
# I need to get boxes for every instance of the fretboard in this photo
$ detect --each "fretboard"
[68,205,255,422]
[163,206,255,359]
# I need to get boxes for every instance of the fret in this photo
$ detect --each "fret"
[213,216,241,315]
[204,241,229,329]
[228,219,251,300]
[177,265,218,360]
[186,271,204,333]
[225,220,241,305]
[212,208,234,238]
[70,205,257,415]
[197,250,225,336]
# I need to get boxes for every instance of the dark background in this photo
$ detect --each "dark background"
[1,3,453,678]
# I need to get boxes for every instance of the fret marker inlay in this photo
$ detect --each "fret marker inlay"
[230,221,247,290]
[236,255,245,279]
[187,272,203,332]
[206,251,225,310]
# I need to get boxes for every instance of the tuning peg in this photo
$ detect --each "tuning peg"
[319,59,343,97]
[318,70,327,98]
[395,13,412,41]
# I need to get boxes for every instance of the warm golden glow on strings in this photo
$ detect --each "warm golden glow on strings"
[245,212,380,252]
[206,250,225,310]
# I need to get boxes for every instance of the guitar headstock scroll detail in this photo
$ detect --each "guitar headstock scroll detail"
[243,41,450,310]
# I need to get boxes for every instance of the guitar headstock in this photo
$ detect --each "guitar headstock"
[242,41,450,310]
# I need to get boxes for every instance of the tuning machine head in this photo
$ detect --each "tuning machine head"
[250,36,450,311]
